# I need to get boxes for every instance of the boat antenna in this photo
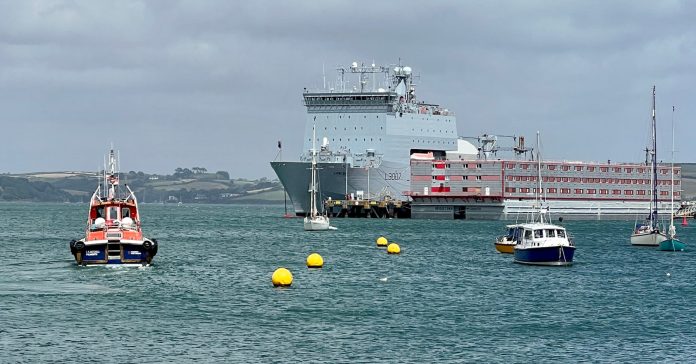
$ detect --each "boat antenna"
[536,131,544,224]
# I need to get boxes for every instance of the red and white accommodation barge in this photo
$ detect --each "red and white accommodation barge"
[408,153,681,220]
[70,149,158,266]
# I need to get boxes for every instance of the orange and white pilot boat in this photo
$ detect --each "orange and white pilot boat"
[69,148,158,266]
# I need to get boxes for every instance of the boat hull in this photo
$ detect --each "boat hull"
[514,246,575,266]
[70,239,157,266]
[630,231,667,246]
[303,216,331,231]
[494,242,515,254]
[658,238,686,252]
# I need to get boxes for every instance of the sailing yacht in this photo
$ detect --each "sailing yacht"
[304,125,333,231]
[659,106,686,252]
[512,132,576,266]
[631,86,667,246]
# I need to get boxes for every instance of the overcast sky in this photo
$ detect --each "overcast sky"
[1,1,694,178]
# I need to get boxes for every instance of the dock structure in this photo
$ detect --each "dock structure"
[674,202,696,219]
[324,199,411,218]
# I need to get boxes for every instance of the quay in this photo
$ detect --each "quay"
[324,199,411,218]
[674,202,696,219]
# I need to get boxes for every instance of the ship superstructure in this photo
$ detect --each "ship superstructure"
[272,61,459,215]
[407,135,682,220]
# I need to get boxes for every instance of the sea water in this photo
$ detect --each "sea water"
[1,202,695,362]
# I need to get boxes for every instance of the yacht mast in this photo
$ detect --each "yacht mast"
[669,105,676,237]
[650,86,658,229]
[310,125,317,217]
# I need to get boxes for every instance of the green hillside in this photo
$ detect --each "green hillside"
[2,168,285,204]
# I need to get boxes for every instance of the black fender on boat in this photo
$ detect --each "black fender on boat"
[74,241,85,251]
[73,240,85,265]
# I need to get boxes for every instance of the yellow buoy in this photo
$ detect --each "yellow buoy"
[387,243,401,254]
[272,267,293,287]
[376,236,388,247]
[306,253,324,268]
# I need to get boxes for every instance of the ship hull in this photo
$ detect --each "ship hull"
[411,198,677,221]
[272,160,410,215]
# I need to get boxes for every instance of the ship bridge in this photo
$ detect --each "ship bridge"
[304,92,396,113]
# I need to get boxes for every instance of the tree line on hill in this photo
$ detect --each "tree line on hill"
[0,167,280,203]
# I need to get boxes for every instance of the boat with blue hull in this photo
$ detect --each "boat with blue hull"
[69,147,158,266]
[512,132,576,266]
[513,226,576,266]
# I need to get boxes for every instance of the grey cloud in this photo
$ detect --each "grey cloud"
[1,0,694,177]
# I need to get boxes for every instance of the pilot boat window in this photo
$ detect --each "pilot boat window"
[122,208,130,218]
[557,229,566,238]
[545,229,556,238]
[108,207,119,220]
[534,230,543,239]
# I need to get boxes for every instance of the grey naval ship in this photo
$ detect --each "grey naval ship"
[271,61,459,216]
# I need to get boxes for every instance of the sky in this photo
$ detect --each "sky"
[1,0,694,178]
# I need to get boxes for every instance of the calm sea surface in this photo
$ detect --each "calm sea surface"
[1,202,695,363]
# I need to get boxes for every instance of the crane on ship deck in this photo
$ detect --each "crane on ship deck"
[460,134,533,160]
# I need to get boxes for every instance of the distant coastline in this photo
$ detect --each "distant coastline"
[0,168,285,204]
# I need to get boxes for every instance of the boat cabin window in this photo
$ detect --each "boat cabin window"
[545,229,556,238]
[122,208,130,218]
[506,228,515,238]
[534,229,543,239]
[556,229,566,238]
[96,206,104,219]
[108,207,119,220]
[524,230,532,240]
